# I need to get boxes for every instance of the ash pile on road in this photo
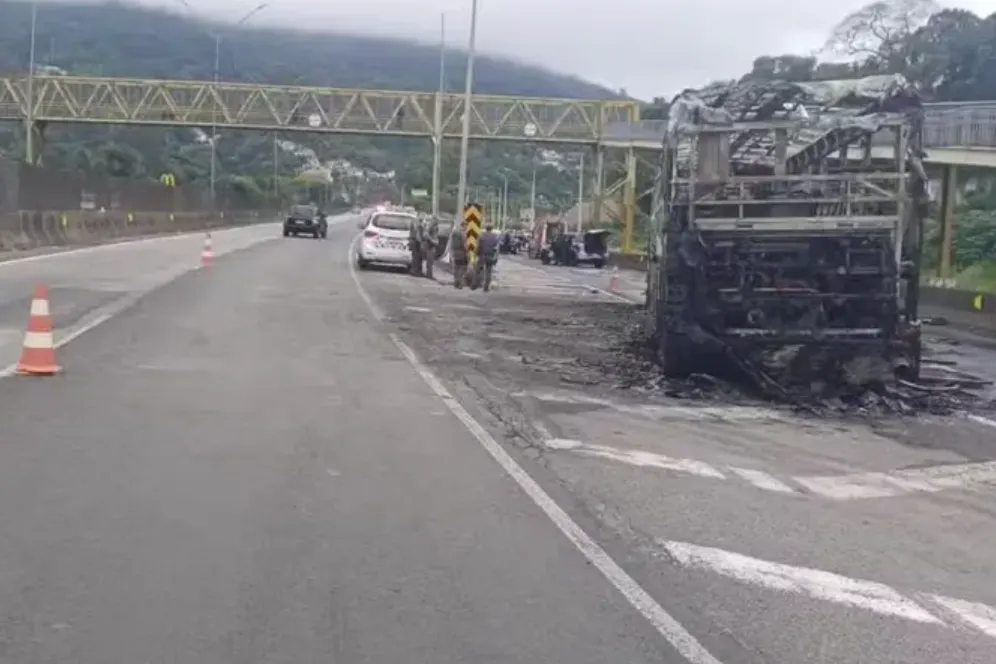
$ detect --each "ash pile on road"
[536,304,996,418]
[607,326,996,418]
[452,296,993,419]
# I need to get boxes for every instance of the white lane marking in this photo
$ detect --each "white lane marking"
[727,467,796,493]
[967,414,996,429]
[544,438,585,450]
[522,391,787,423]
[546,437,996,501]
[927,594,996,638]
[574,443,727,480]
[795,460,996,500]
[348,241,725,664]
[660,540,944,626]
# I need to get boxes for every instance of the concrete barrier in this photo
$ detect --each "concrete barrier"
[0,209,274,254]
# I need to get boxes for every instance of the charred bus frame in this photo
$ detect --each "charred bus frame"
[646,76,928,389]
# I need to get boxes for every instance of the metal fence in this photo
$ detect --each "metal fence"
[0,157,258,212]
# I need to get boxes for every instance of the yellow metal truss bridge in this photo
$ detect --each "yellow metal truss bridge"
[0,74,655,252]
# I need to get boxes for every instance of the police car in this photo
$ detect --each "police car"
[355,210,418,269]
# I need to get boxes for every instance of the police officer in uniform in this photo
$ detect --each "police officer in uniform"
[478,223,501,292]
[419,215,440,279]
[450,221,469,289]
[409,215,424,276]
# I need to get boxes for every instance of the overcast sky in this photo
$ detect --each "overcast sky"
[136,0,996,99]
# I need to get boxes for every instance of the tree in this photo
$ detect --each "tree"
[745,55,816,82]
[824,0,940,72]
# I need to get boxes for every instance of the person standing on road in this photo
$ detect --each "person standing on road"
[409,215,424,276]
[450,221,469,289]
[478,223,501,292]
[420,216,440,280]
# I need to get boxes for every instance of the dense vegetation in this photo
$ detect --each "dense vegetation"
[0,0,622,213]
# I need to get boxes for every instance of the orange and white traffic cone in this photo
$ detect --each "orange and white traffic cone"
[609,266,620,293]
[16,285,60,376]
[201,233,213,268]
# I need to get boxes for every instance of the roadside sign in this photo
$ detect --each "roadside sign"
[523,122,537,137]
[159,172,176,187]
[411,188,429,199]
[464,203,482,262]
[307,113,321,128]
[973,294,984,311]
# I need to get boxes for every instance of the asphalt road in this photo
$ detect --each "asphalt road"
[363,252,996,664]
[5,216,996,663]
[0,216,693,664]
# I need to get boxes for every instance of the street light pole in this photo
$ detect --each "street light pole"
[454,0,479,219]
[430,12,445,218]
[272,135,279,204]
[210,33,221,208]
[576,152,585,234]
[529,163,537,226]
[25,2,38,165]
[501,175,508,229]
[174,0,267,209]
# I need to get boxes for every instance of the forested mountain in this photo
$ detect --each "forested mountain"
[0,0,622,212]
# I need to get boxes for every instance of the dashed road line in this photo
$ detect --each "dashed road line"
[542,438,996,501]
[727,467,797,493]
[796,460,996,500]
[658,540,996,638]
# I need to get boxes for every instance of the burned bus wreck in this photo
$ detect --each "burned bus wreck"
[645,75,929,393]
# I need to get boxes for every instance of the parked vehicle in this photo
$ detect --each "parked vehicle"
[355,210,418,270]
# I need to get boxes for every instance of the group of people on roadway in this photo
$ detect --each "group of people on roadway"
[409,215,500,292]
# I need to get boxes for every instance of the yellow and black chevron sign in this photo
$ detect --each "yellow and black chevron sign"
[464,203,482,259]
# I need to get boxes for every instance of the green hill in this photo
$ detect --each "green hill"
[0,0,622,213]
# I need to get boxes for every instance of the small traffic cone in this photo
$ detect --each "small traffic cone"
[16,285,60,376]
[201,233,213,267]
[609,266,620,292]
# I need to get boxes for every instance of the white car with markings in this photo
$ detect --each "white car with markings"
[356,210,417,270]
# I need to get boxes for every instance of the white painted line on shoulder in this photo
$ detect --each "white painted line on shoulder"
[795,460,996,500]
[927,594,996,638]
[348,241,726,664]
[660,540,944,626]
[523,391,786,423]
[726,467,797,493]
[576,443,727,479]
[967,414,996,429]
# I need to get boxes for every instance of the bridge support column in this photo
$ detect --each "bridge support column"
[621,147,637,254]
[591,146,605,227]
[938,163,958,279]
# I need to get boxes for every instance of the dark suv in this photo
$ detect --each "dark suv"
[283,204,328,239]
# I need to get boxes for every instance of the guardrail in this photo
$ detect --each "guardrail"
[0,209,275,254]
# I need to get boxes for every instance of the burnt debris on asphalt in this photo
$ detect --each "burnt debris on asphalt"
[435,296,995,419]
